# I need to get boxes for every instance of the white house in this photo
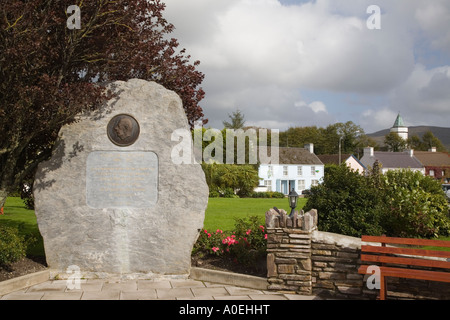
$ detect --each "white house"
[257,144,324,195]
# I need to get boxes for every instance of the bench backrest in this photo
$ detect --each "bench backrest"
[361,235,450,270]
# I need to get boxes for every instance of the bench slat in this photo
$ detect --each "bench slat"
[358,265,450,283]
[361,254,450,269]
[362,235,450,248]
[361,244,450,259]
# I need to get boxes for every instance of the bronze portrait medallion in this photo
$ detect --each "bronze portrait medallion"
[107,114,140,147]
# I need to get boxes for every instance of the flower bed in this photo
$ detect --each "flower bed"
[192,216,267,276]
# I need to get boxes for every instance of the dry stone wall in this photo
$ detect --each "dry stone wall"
[266,208,450,299]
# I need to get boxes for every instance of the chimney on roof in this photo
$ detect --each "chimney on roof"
[428,147,437,152]
[364,147,374,157]
[305,143,314,154]
[407,149,414,157]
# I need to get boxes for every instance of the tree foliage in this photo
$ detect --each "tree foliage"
[304,165,384,237]
[384,132,407,152]
[0,0,206,205]
[223,109,246,129]
[279,121,372,155]
[304,164,450,238]
[408,131,447,152]
[202,163,260,198]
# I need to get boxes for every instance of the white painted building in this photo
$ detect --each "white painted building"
[257,145,324,195]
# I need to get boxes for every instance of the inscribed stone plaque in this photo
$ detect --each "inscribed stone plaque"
[86,151,157,208]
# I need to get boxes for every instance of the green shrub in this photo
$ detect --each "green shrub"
[379,170,450,238]
[209,190,220,198]
[304,164,383,237]
[0,225,28,265]
[252,191,285,198]
[304,164,450,238]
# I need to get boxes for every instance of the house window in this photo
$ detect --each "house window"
[283,166,288,176]
[267,166,273,177]
[311,179,319,187]
[429,169,435,177]
[264,180,272,191]
[297,166,303,176]
[311,166,316,176]
[298,180,305,190]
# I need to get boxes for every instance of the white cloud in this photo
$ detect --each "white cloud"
[163,0,450,132]
[389,64,450,126]
[295,100,328,114]
[415,1,450,53]
[360,108,398,133]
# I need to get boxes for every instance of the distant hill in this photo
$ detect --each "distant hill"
[367,126,450,151]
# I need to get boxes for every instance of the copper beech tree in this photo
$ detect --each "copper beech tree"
[0,0,206,207]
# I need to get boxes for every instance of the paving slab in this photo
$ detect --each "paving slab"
[191,286,229,297]
[120,290,158,300]
[248,294,289,300]
[224,286,265,296]
[102,280,137,292]
[137,280,172,290]
[156,288,195,300]
[81,291,121,300]
[284,294,321,300]
[213,295,252,300]
[170,279,207,288]
[0,292,44,300]
[0,269,331,300]
[41,292,83,300]
[26,281,68,293]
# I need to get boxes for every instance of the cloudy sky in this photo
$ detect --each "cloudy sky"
[163,0,450,133]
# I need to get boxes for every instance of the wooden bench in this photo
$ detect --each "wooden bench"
[358,235,450,300]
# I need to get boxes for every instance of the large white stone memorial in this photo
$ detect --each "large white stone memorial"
[33,79,208,278]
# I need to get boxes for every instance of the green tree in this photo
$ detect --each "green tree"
[279,121,366,155]
[0,0,206,208]
[384,132,407,152]
[407,131,446,152]
[223,109,246,129]
[202,163,259,197]
[331,121,365,154]
[421,131,446,152]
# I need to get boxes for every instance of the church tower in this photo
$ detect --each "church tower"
[390,113,408,140]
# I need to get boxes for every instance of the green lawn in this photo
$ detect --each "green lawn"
[3,196,447,253]
[203,197,307,232]
[1,196,306,255]
[1,197,44,257]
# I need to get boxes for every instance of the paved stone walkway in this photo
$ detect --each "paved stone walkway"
[0,278,322,300]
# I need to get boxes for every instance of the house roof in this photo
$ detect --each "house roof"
[414,151,450,167]
[360,151,423,169]
[317,154,351,165]
[259,147,323,165]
